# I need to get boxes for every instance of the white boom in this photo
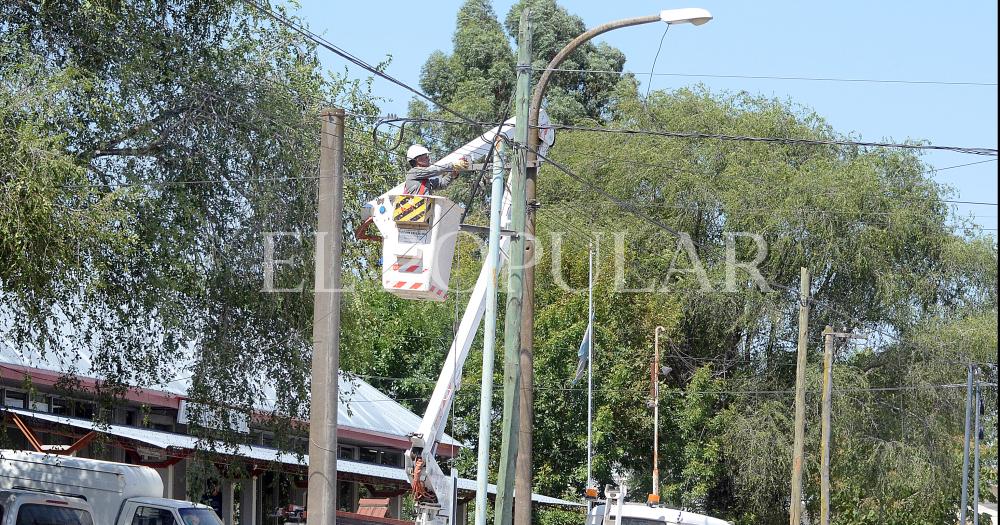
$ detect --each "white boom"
[368,113,552,525]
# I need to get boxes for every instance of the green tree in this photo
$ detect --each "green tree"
[0,0,393,455]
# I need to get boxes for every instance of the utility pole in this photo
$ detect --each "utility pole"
[307,108,345,525]
[789,268,810,525]
[495,10,531,525]
[961,363,974,524]
[474,138,506,525]
[819,326,834,525]
[515,11,538,525]
[651,326,666,502]
[819,326,863,525]
[973,379,983,525]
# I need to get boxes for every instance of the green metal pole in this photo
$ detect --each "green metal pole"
[495,9,531,525]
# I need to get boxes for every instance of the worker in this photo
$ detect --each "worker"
[403,144,469,195]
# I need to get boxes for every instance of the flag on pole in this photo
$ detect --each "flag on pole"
[572,320,592,385]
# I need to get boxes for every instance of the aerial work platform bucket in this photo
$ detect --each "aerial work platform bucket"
[359,110,553,302]
[370,191,462,302]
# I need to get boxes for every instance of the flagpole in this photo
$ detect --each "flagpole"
[587,243,594,488]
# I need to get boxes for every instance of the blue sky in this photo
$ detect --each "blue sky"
[295,1,998,232]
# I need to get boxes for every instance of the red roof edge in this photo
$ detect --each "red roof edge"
[0,362,183,409]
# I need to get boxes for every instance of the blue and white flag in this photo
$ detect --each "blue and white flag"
[572,320,592,385]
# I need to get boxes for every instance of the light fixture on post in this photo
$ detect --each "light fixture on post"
[659,8,713,25]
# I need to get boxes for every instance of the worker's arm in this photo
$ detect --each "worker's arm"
[404,159,469,193]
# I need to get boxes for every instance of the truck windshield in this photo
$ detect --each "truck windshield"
[177,508,223,525]
[16,503,93,525]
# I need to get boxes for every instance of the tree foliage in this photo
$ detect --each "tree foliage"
[1,0,394,459]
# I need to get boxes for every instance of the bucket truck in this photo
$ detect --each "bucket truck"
[362,113,554,525]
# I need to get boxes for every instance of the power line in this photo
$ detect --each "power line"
[391,115,999,156]
[931,158,998,173]
[947,201,998,207]
[243,0,483,132]
[575,150,998,207]
[549,123,999,157]
[532,67,999,87]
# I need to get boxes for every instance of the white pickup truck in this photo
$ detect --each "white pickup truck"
[0,450,222,525]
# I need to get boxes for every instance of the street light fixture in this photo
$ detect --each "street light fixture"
[660,8,713,25]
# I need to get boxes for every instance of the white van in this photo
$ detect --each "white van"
[0,450,221,525]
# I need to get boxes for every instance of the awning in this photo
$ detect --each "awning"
[3,406,580,507]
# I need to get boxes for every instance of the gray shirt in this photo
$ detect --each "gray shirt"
[403,164,459,194]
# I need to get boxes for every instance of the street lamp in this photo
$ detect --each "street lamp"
[517,7,711,515]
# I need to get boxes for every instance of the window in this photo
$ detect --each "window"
[131,506,177,525]
[29,393,49,412]
[4,389,27,409]
[74,401,95,419]
[51,397,70,415]
[380,450,402,467]
[619,518,666,525]
[338,445,358,460]
[16,503,93,525]
[360,447,379,463]
[177,508,223,525]
[337,480,356,512]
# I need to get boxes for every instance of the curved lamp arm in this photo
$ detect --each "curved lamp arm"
[526,8,712,154]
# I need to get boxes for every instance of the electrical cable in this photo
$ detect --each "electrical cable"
[644,26,670,101]
[243,0,486,132]
[548,123,999,157]
[383,115,998,156]
[531,67,999,87]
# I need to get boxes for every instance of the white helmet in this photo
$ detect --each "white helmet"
[406,144,430,161]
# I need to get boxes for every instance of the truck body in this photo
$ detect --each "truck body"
[0,450,221,525]
[585,485,731,525]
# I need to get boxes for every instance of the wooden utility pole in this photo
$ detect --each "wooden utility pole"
[819,326,834,525]
[495,10,531,525]
[307,108,345,525]
[960,363,974,524]
[515,8,538,524]
[789,268,810,525]
[515,179,536,525]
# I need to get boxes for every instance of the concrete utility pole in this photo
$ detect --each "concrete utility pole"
[961,364,974,524]
[307,108,345,525]
[495,10,531,525]
[652,326,666,501]
[474,139,506,525]
[819,326,863,525]
[819,326,834,525]
[973,381,983,525]
[789,268,810,525]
